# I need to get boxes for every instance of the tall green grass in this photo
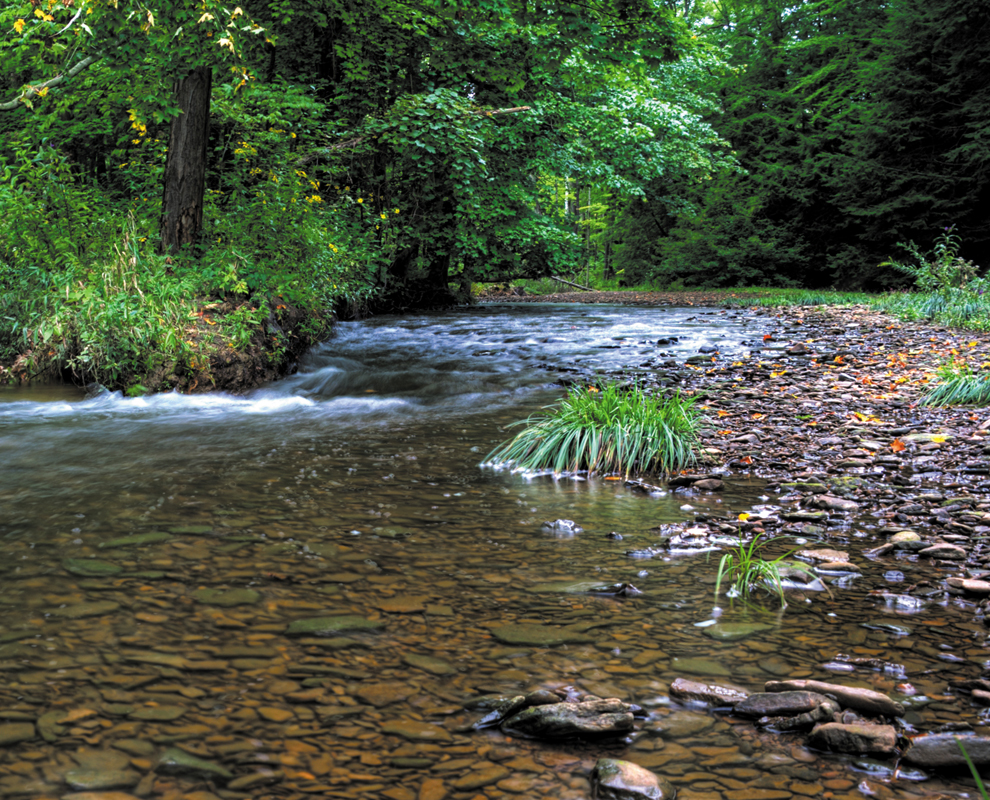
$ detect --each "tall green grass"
[923,362,990,407]
[485,383,701,476]
[872,291,990,331]
[723,289,874,308]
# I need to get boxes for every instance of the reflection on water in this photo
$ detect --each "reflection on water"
[0,305,984,799]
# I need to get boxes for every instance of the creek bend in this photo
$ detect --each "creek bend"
[0,304,982,800]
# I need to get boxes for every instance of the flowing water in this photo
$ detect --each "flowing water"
[0,304,984,799]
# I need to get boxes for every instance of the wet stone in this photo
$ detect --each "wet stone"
[381,719,453,742]
[0,722,35,745]
[500,698,634,739]
[670,678,748,707]
[703,622,773,642]
[284,615,384,636]
[903,732,990,768]
[64,769,141,791]
[99,532,174,548]
[489,623,593,646]
[671,658,731,677]
[592,758,676,800]
[451,765,510,790]
[657,710,715,738]
[48,601,121,619]
[735,692,830,718]
[129,705,186,721]
[808,722,898,756]
[155,747,232,782]
[191,588,260,606]
[403,653,456,675]
[63,558,123,577]
[377,595,428,613]
[356,682,416,707]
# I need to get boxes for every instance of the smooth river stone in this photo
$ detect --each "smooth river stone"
[99,532,174,548]
[671,657,731,677]
[191,588,260,607]
[703,622,773,641]
[380,719,453,742]
[657,710,715,737]
[403,653,456,675]
[355,682,415,707]
[376,595,428,613]
[129,705,187,721]
[64,769,140,791]
[48,601,121,619]
[592,757,676,800]
[63,559,123,577]
[155,748,232,781]
[284,616,383,636]
[0,722,35,745]
[489,623,593,646]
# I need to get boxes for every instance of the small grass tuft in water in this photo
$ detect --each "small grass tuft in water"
[714,535,815,609]
[485,382,701,477]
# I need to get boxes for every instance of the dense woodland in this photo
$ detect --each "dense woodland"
[0,0,988,390]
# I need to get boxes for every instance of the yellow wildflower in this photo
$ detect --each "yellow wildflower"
[13,18,25,33]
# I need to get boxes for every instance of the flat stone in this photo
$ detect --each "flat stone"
[0,721,35,744]
[355,682,415,707]
[63,794,143,800]
[918,544,966,560]
[669,678,748,707]
[192,588,260,607]
[671,657,731,677]
[227,769,283,790]
[889,531,921,544]
[808,722,898,756]
[451,765,510,790]
[64,769,141,791]
[903,733,990,768]
[961,579,990,594]
[735,692,830,718]
[765,680,903,717]
[99,532,174,548]
[129,705,186,721]
[657,710,715,737]
[121,650,188,669]
[806,495,859,512]
[901,433,953,443]
[797,549,849,563]
[402,654,456,675]
[703,622,773,642]
[381,719,453,742]
[156,747,232,782]
[284,616,384,636]
[489,623,592,646]
[376,595,428,613]
[501,698,634,739]
[48,601,120,619]
[63,559,123,577]
[592,758,676,800]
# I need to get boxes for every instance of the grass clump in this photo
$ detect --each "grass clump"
[923,362,990,407]
[714,534,816,609]
[485,382,701,476]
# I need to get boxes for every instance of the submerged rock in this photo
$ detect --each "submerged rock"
[592,758,675,800]
[500,698,635,739]
[542,519,583,534]
[155,748,232,782]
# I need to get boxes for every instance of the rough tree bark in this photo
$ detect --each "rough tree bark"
[160,66,212,253]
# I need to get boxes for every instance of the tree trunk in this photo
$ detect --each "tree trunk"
[160,66,212,253]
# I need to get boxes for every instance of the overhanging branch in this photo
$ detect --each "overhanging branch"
[295,105,532,166]
[0,55,100,111]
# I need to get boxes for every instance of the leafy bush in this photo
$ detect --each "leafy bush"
[485,382,702,476]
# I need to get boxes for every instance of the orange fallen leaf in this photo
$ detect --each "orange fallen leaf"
[891,439,906,452]
[763,334,773,342]
[738,455,753,465]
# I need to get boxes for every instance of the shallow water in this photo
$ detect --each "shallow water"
[0,304,985,799]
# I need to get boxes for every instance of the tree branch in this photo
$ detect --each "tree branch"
[55,7,85,37]
[295,106,532,165]
[0,55,99,111]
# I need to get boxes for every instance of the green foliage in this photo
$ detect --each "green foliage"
[714,535,814,610]
[723,289,874,308]
[485,383,701,477]
[882,227,981,295]
[922,362,990,408]
[957,738,989,800]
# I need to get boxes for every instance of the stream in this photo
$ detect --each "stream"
[0,304,983,799]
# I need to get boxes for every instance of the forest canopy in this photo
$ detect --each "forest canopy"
[0,0,988,389]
